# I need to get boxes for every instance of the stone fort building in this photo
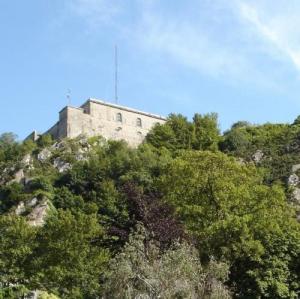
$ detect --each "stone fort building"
[38,98,166,146]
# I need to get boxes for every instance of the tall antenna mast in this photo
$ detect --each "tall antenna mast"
[67,89,71,106]
[114,45,118,104]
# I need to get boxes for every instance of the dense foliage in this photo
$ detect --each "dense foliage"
[1,112,300,298]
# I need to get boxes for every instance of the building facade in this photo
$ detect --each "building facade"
[44,99,166,146]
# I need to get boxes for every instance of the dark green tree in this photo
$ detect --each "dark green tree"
[32,210,109,298]
[146,114,193,151]
[0,215,36,298]
[193,112,220,151]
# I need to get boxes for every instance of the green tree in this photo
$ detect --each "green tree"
[0,215,36,298]
[32,210,109,298]
[292,115,300,126]
[0,183,25,214]
[193,112,220,151]
[37,134,54,148]
[159,151,300,298]
[0,132,20,162]
[146,114,193,151]
[220,126,251,155]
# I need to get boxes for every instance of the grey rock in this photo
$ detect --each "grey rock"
[292,164,300,173]
[135,295,151,299]
[27,197,38,207]
[252,150,264,163]
[288,174,299,186]
[79,135,89,146]
[51,141,67,150]
[75,153,87,161]
[9,169,25,184]
[37,148,52,162]
[15,201,25,215]
[53,157,71,173]
[22,154,32,166]
[27,201,49,227]
[51,142,59,149]
[292,188,300,203]
[25,290,39,299]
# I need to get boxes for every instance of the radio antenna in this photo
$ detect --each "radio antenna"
[114,45,118,104]
[67,89,71,106]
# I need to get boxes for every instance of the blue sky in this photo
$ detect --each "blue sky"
[2,0,300,139]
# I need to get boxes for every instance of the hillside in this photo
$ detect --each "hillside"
[1,113,300,298]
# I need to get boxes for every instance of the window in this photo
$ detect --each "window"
[116,113,122,122]
[137,131,143,138]
[136,118,142,127]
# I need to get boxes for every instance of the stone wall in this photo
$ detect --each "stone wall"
[46,99,166,146]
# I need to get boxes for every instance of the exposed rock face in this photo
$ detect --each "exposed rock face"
[15,201,25,215]
[292,188,300,203]
[28,197,38,207]
[292,164,300,173]
[252,150,264,163]
[53,157,71,173]
[37,148,52,162]
[22,154,32,167]
[288,174,299,186]
[27,201,49,227]
[51,141,66,150]
[25,291,37,299]
[9,169,25,184]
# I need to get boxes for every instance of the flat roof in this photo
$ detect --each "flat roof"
[82,98,167,121]
[59,105,84,114]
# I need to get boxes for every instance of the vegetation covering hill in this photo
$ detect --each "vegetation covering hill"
[1,113,300,298]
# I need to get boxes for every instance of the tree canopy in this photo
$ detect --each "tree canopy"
[1,113,300,298]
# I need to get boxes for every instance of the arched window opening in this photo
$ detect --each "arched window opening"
[136,118,142,127]
[116,113,122,122]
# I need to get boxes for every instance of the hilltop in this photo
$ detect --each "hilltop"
[1,112,300,298]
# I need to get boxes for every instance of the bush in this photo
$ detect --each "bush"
[102,225,231,299]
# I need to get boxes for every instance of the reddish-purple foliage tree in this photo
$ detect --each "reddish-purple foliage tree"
[109,182,186,250]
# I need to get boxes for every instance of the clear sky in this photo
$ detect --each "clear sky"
[2,0,300,139]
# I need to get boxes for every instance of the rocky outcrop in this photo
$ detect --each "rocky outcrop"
[292,188,300,203]
[292,164,300,173]
[1,166,16,185]
[252,150,264,163]
[14,197,50,226]
[22,153,33,169]
[288,174,299,186]
[27,200,49,227]
[53,157,71,173]
[27,197,38,207]
[8,168,25,184]
[15,201,26,215]
[51,141,66,150]
[37,148,52,162]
